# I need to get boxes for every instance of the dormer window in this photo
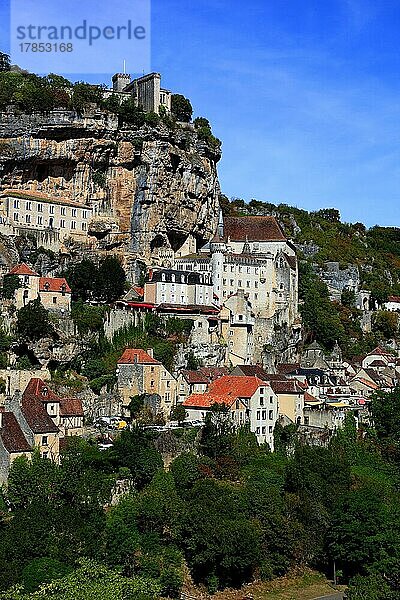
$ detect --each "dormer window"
[42,387,48,397]
[44,282,50,291]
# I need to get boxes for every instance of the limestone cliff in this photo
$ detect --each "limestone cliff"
[0,109,221,271]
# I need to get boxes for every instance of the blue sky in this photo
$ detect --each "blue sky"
[1,0,400,226]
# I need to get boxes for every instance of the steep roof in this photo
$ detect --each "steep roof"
[198,366,229,381]
[233,365,270,380]
[223,216,286,242]
[368,347,392,357]
[39,277,71,293]
[0,412,32,453]
[180,370,209,385]
[117,348,160,365]
[8,263,38,276]
[22,379,59,434]
[270,379,304,394]
[23,378,60,404]
[59,398,84,417]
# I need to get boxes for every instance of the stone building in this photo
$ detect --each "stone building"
[0,190,93,242]
[111,72,172,114]
[144,268,215,308]
[182,375,278,449]
[175,214,300,363]
[116,348,177,417]
[6,263,71,312]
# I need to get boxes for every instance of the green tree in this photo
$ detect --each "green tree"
[71,82,103,112]
[170,404,187,425]
[372,311,399,339]
[2,274,20,299]
[97,256,126,303]
[16,299,54,341]
[171,94,193,122]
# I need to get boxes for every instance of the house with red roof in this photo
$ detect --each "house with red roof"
[5,263,71,312]
[117,348,177,417]
[0,409,32,483]
[182,375,278,448]
[362,347,396,370]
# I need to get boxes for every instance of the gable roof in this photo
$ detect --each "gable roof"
[180,370,209,385]
[198,366,229,381]
[0,412,32,453]
[368,347,392,357]
[117,348,160,365]
[39,277,71,293]
[8,263,38,276]
[183,375,267,409]
[23,378,60,404]
[22,379,59,434]
[59,398,84,417]
[233,365,270,380]
[223,216,287,242]
[270,379,305,394]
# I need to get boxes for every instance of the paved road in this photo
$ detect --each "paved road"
[312,593,345,600]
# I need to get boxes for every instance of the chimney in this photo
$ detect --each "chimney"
[147,348,154,358]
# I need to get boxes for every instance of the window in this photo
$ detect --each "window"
[42,436,48,446]
[61,207,66,216]
[255,281,258,289]
[167,380,170,388]
[37,216,43,225]
[60,219,65,228]
[236,399,240,409]
[270,396,274,403]
[238,315,243,321]
[229,330,234,336]
[230,279,234,286]
[13,199,19,209]
[25,214,31,224]
[37,203,43,212]
[42,452,48,459]
[72,208,77,217]
[246,281,250,288]
[238,266,242,273]
[150,366,155,372]
[49,205,55,214]
[83,210,87,219]
[53,297,57,304]
[260,397,264,406]
[262,426,266,434]
[269,410,274,419]
[13,212,19,222]
[269,425,273,433]
[82,222,87,231]
[71,221,76,229]
[223,278,227,285]
[260,387,265,395]
[26,201,31,211]
[238,280,242,287]
[262,410,266,419]
[256,427,260,435]
[254,293,258,300]
[150,380,155,387]
[256,410,260,420]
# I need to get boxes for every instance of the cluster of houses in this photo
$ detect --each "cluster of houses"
[115,341,400,449]
[0,376,83,483]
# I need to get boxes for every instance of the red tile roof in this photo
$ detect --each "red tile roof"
[181,370,209,385]
[23,378,60,403]
[198,366,229,381]
[0,412,32,453]
[8,263,38,276]
[368,347,391,357]
[117,348,160,365]
[270,379,304,394]
[59,398,84,417]
[223,216,286,242]
[183,375,267,408]
[39,277,71,293]
[22,380,59,434]
[387,296,400,303]
[304,391,319,402]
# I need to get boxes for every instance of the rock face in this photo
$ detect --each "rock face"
[0,109,221,267]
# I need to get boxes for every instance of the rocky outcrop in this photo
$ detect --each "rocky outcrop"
[0,108,222,269]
